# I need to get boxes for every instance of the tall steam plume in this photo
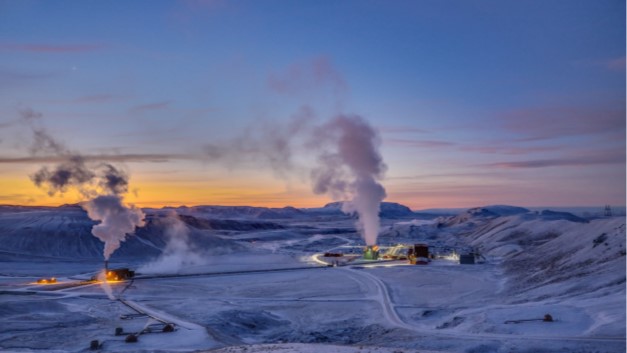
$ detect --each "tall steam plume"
[203,112,387,246]
[310,115,386,245]
[21,109,145,261]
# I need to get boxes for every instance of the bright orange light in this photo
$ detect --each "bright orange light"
[33,277,59,285]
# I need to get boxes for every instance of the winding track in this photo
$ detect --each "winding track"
[340,264,626,344]
[12,257,625,346]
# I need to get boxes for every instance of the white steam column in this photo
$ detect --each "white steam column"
[311,115,387,248]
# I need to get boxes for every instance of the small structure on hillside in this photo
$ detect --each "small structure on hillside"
[459,253,475,264]
[408,243,429,265]
[90,268,135,281]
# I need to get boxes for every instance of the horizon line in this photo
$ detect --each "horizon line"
[1,202,624,212]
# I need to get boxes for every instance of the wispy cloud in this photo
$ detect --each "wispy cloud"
[463,145,561,155]
[0,43,102,53]
[0,69,60,87]
[483,150,625,169]
[74,94,127,103]
[168,0,229,34]
[385,138,455,149]
[500,105,625,141]
[387,171,504,181]
[378,126,430,134]
[0,153,191,164]
[178,0,225,10]
[129,101,171,113]
[267,56,347,97]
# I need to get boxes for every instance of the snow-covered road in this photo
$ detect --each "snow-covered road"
[340,263,626,345]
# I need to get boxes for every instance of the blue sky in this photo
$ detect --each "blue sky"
[0,0,625,208]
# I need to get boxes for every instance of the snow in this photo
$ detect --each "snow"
[202,343,442,352]
[0,204,624,353]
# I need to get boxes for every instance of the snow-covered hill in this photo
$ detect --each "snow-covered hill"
[430,207,626,337]
[0,206,247,260]
[303,201,435,219]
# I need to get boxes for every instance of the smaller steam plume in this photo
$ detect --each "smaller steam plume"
[98,163,129,195]
[31,156,95,196]
[20,108,66,156]
[138,213,205,274]
[203,106,315,178]
[83,195,145,260]
[20,109,97,197]
[310,115,387,245]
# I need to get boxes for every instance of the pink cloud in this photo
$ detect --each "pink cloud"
[606,56,626,71]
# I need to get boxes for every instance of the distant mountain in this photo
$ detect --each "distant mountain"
[438,205,529,227]
[148,205,306,220]
[303,201,419,218]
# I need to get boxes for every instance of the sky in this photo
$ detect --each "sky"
[0,0,625,210]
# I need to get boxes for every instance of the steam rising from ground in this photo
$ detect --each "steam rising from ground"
[310,116,386,245]
[138,213,205,274]
[84,195,145,260]
[21,109,144,260]
[204,112,387,245]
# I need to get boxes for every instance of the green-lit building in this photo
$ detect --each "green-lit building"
[363,245,379,260]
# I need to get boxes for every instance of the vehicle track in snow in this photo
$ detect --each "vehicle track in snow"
[340,264,626,344]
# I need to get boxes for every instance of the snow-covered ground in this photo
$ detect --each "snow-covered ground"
[0,204,624,352]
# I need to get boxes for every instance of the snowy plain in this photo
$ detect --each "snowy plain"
[0,203,625,353]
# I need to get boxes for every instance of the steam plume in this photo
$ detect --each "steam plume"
[202,112,387,245]
[21,109,144,260]
[310,115,387,245]
[83,195,145,260]
[19,109,97,196]
[138,213,205,274]
[31,155,96,196]
[98,163,129,195]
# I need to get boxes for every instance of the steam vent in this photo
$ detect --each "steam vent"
[363,245,379,260]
